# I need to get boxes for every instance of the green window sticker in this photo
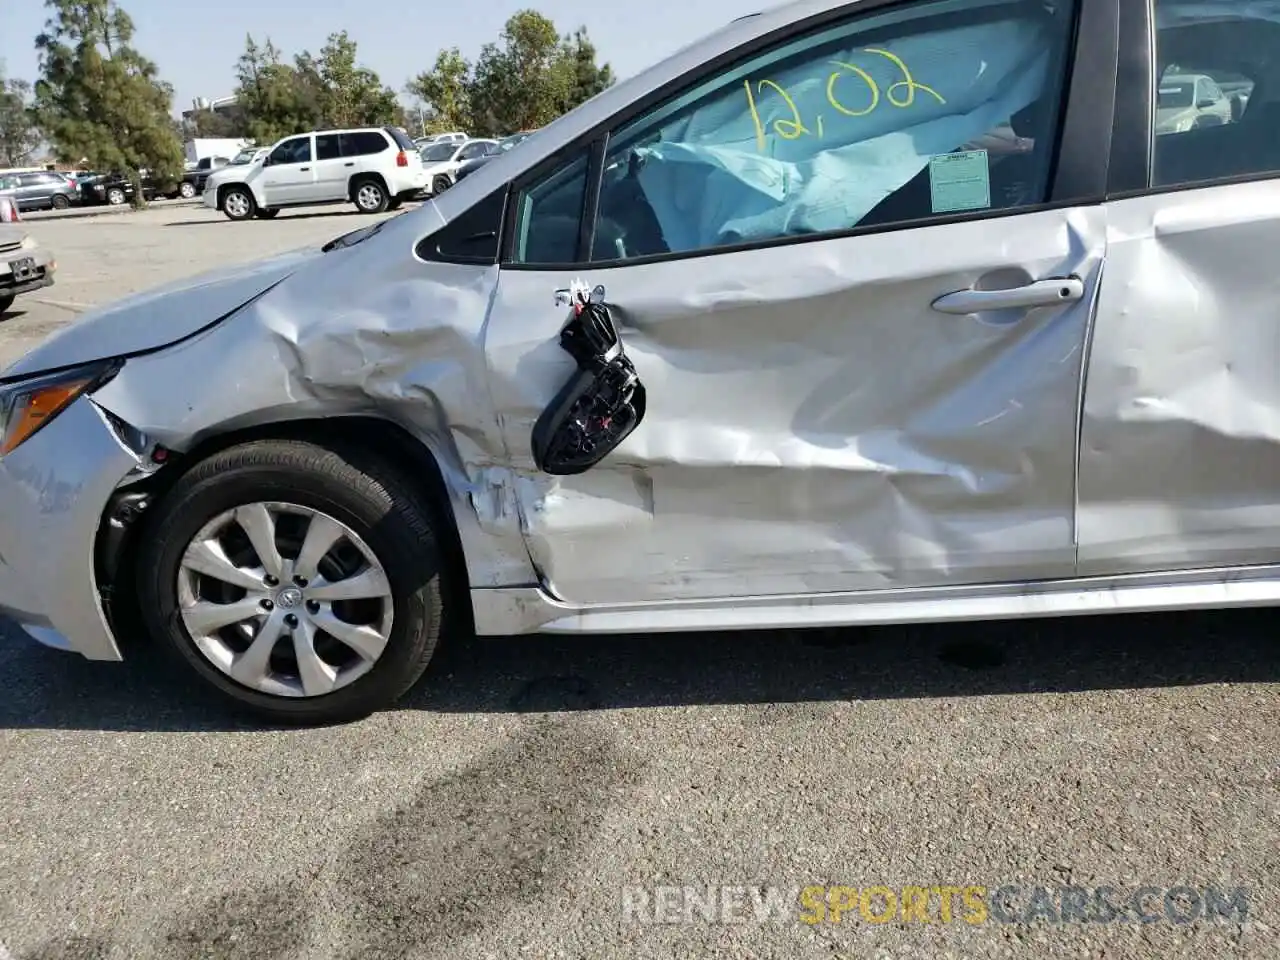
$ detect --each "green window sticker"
[928,149,991,213]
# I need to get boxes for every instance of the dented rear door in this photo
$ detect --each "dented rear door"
[482,0,1117,604]
[1078,0,1280,575]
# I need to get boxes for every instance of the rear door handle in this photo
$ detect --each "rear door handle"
[931,277,1084,315]
[299,166,310,171]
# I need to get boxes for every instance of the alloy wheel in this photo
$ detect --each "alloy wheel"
[177,501,394,698]
[224,191,250,218]
[356,184,383,211]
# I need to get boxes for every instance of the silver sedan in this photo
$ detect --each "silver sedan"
[2,0,1279,724]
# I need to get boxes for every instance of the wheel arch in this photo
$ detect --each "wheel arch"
[347,171,388,201]
[95,415,475,653]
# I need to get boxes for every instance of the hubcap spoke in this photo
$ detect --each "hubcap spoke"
[234,503,283,578]
[293,620,339,696]
[310,609,389,663]
[294,513,345,582]
[307,566,391,602]
[230,607,287,686]
[182,597,264,635]
[182,539,267,591]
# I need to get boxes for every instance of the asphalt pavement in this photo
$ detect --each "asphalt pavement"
[0,200,1276,960]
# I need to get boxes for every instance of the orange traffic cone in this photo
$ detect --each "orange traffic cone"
[0,195,19,222]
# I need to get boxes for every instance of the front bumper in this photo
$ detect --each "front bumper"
[0,394,143,660]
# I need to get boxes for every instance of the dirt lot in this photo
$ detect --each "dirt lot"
[0,199,1277,960]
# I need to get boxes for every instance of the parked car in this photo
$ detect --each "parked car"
[0,223,54,316]
[418,138,498,195]
[0,170,79,211]
[1155,72,1234,133]
[179,155,234,198]
[206,127,427,220]
[452,131,536,184]
[78,171,180,206]
[4,0,1280,725]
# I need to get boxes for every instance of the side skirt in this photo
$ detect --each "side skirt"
[469,563,1280,635]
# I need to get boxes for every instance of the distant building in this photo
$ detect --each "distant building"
[181,95,245,135]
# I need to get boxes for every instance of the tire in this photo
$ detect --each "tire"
[432,175,451,196]
[50,193,70,210]
[137,439,446,725]
[254,208,280,219]
[106,187,126,205]
[221,186,255,221]
[179,181,197,199]
[0,293,15,315]
[352,178,388,213]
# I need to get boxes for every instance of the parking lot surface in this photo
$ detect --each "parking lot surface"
[0,200,1277,960]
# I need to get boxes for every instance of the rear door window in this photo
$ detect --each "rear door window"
[316,134,342,160]
[1151,0,1278,186]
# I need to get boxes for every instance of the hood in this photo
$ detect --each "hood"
[1,245,322,379]
[1155,106,1194,131]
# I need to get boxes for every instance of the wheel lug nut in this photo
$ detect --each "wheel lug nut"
[306,600,320,614]
[264,575,278,587]
[284,614,298,627]
[261,599,273,610]
[293,576,307,587]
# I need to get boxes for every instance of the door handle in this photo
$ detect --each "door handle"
[343,162,354,167]
[299,166,310,171]
[931,277,1084,315]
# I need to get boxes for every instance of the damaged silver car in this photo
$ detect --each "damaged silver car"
[3,0,1279,723]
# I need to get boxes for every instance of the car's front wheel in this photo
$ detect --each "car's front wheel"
[179,181,197,199]
[106,187,126,205]
[137,440,446,724]
[221,186,255,221]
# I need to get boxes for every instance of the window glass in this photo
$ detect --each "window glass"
[511,152,589,264]
[1152,1,1277,187]
[573,0,1076,262]
[316,134,342,160]
[420,141,458,162]
[270,137,312,164]
[384,126,417,151]
[343,132,387,155]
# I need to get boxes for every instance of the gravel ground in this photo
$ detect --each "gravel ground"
[0,200,1277,960]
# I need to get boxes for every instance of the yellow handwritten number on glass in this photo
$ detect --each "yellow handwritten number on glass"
[743,78,810,150]
[863,47,946,107]
[826,59,879,117]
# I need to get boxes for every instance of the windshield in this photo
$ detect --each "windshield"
[230,150,256,164]
[1158,81,1195,108]
[420,142,458,161]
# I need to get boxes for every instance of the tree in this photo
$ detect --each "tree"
[234,35,317,145]
[469,10,572,135]
[310,31,399,128]
[409,12,614,138]
[557,27,613,113]
[406,48,472,134]
[33,0,183,208]
[0,70,42,167]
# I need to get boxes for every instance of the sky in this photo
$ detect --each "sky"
[2,0,760,117]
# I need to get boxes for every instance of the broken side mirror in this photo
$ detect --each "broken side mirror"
[532,284,647,475]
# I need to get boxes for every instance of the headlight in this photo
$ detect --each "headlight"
[0,360,122,457]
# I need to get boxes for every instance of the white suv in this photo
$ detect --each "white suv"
[205,127,427,221]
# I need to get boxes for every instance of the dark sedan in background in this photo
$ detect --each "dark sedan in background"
[78,171,183,206]
[0,170,80,211]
